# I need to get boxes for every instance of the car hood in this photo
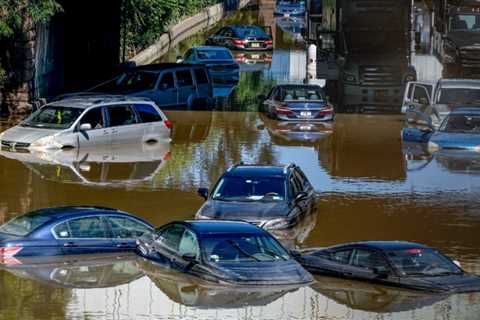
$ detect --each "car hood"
[446,31,480,48]
[405,273,480,293]
[197,200,290,220]
[214,260,313,285]
[431,132,480,150]
[0,126,59,144]
[285,101,328,110]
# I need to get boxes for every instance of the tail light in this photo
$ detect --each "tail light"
[265,40,273,45]
[164,119,173,129]
[233,39,246,45]
[319,105,334,115]
[0,246,23,257]
[275,105,294,115]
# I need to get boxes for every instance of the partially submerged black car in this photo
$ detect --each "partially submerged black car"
[195,163,317,230]
[295,241,480,293]
[136,220,313,285]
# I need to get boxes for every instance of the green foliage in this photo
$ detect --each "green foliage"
[121,0,220,55]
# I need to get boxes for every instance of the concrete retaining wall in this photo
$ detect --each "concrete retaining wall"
[130,0,252,65]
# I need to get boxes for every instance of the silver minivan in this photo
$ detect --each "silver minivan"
[0,95,171,150]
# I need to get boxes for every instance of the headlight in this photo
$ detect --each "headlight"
[30,136,62,149]
[427,141,440,153]
[262,218,289,230]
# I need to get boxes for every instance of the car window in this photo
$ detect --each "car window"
[133,104,162,123]
[196,49,233,60]
[108,217,152,239]
[158,224,185,252]
[289,175,302,197]
[0,211,53,237]
[293,169,309,190]
[158,72,175,90]
[58,217,107,238]
[176,70,193,87]
[22,106,83,130]
[194,68,209,84]
[412,86,430,104]
[79,107,104,130]
[351,249,390,271]
[107,105,138,127]
[212,176,286,201]
[331,249,353,264]
[178,229,200,259]
[184,49,194,62]
[224,29,234,37]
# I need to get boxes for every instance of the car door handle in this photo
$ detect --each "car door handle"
[63,242,78,247]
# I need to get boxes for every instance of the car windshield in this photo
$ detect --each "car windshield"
[440,114,480,133]
[449,14,480,31]
[0,211,52,236]
[387,248,462,276]
[437,88,480,105]
[203,234,290,263]
[21,106,83,129]
[197,49,233,61]
[280,87,325,102]
[238,27,268,38]
[212,176,286,201]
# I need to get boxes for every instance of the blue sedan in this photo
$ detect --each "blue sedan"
[180,46,240,85]
[0,206,154,262]
[428,108,480,153]
[136,220,313,285]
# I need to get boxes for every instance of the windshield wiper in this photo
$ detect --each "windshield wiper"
[227,240,261,262]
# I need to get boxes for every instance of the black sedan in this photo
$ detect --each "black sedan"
[136,220,313,285]
[295,241,480,293]
[206,25,273,51]
[195,163,317,230]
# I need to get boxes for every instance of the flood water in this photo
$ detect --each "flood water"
[1,5,480,320]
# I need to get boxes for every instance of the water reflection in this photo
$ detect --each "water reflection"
[0,142,170,188]
[138,258,303,308]
[311,276,447,313]
[1,253,142,289]
[234,51,273,72]
[275,17,304,40]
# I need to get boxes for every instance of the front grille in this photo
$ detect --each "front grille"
[359,65,403,86]
[460,47,480,68]
[1,140,30,149]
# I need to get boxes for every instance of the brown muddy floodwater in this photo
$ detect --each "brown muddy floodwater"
[1,6,480,320]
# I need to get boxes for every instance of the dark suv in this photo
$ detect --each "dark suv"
[195,164,317,230]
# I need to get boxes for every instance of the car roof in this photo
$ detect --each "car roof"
[26,206,142,221]
[48,94,155,110]
[194,46,231,51]
[331,241,430,251]
[230,25,265,31]
[133,63,201,72]
[179,220,266,235]
[224,164,292,178]
[450,107,480,115]
[276,84,323,90]
[439,79,480,89]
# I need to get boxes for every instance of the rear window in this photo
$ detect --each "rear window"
[0,211,52,236]
[238,27,269,38]
[194,68,209,84]
[279,87,325,102]
[133,104,162,123]
[197,49,233,60]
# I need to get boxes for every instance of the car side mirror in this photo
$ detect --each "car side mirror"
[79,123,92,131]
[176,56,184,63]
[295,191,308,202]
[257,94,266,103]
[197,187,208,200]
[372,267,390,279]
[182,253,198,263]
[419,125,433,133]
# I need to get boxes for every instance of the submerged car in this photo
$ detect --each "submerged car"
[296,241,480,293]
[0,95,172,150]
[260,84,334,121]
[0,206,153,261]
[136,220,313,285]
[206,25,273,51]
[428,108,480,153]
[84,63,214,109]
[180,46,240,84]
[195,163,317,230]
[274,0,305,17]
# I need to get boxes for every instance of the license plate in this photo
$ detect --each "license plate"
[284,13,290,18]
[300,111,312,118]
[251,43,260,48]
[300,125,313,130]
[251,54,260,59]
